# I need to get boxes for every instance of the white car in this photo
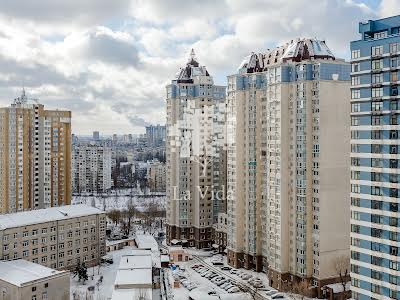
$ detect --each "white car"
[227,287,240,293]
[223,284,235,291]
[187,284,198,291]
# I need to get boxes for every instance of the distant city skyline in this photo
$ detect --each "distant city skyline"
[0,1,397,134]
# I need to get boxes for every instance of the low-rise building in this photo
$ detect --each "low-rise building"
[0,204,106,270]
[111,249,160,300]
[0,259,70,300]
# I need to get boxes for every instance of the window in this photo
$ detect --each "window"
[372,59,383,70]
[390,246,398,256]
[372,45,383,56]
[371,101,383,111]
[351,117,360,126]
[371,130,382,139]
[351,103,361,112]
[351,225,360,234]
[371,270,382,280]
[352,63,360,73]
[371,87,383,98]
[390,42,400,53]
[351,197,360,207]
[371,255,382,266]
[351,76,360,86]
[351,89,360,99]
[371,158,382,167]
[391,86,398,96]
[390,260,399,270]
[372,115,381,125]
[351,158,360,166]
[371,283,381,294]
[390,100,398,110]
[389,217,399,227]
[371,214,382,224]
[371,172,381,181]
[371,144,382,153]
[390,114,398,125]
[391,57,400,68]
[371,186,382,196]
[374,31,387,39]
[371,200,383,210]
[351,171,360,180]
[372,73,383,83]
[391,71,398,82]
[351,49,361,59]
[351,184,360,193]
[390,159,398,168]
[390,145,398,154]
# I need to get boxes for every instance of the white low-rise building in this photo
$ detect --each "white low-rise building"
[0,259,70,300]
[111,249,157,300]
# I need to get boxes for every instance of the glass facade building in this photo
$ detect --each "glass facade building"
[350,16,400,300]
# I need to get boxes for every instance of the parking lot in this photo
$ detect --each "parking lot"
[171,252,290,300]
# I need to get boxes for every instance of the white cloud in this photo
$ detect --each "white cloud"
[0,0,382,134]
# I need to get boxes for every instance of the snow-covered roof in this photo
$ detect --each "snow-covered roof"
[135,235,159,251]
[0,259,67,287]
[325,282,350,293]
[111,288,153,300]
[238,38,336,72]
[0,205,104,230]
[118,253,153,270]
[114,268,152,287]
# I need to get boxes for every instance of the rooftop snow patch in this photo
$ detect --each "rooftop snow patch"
[0,259,66,286]
[0,205,104,230]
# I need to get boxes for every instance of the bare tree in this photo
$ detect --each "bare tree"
[333,254,350,292]
[136,288,150,300]
[123,199,137,236]
[107,209,121,225]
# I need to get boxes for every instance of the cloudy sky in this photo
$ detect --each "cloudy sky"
[0,0,398,134]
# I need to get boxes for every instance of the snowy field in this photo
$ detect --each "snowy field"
[72,190,165,212]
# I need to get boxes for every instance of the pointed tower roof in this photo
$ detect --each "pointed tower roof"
[176,49,209,83]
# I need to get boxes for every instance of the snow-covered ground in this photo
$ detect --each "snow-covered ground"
[70,247,132,300]
[72,192,165,212]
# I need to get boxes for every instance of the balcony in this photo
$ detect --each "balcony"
[371,68,383,74]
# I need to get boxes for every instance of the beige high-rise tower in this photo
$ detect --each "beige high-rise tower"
[227,38,350,295]
[0,90,71,213]
[165,50,226,248]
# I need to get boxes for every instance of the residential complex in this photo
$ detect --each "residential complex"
[72,143,112,193]
[146,124,166,147]
[0,90,72,214]
[0,204,106,270]
[350,16,400,300]
[165,49,227,248]
[0,259,70,300]
[226,38,351,293]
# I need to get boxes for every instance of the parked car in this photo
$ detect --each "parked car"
[101,255,114,264]
[211,260,224,266]
[220,282,231,289]
[187,284,198,291]
[220,266,231,271]
[227,287,240,293]
[230,269,239,274]
[268,293,287,300]
[240,274,252,280]
[223,284,235,291]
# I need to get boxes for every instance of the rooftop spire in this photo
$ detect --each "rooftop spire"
[188,48,198,65]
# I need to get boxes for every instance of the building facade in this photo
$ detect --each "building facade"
[350,16,400,300]
[227,38,350,292]
[147,160,166,193]
[166,49,226,248]
[0,259,70,300]
[146,124,166,147]
[0,205,106,270]
[0,91,71,214]
[72,143,112,193]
